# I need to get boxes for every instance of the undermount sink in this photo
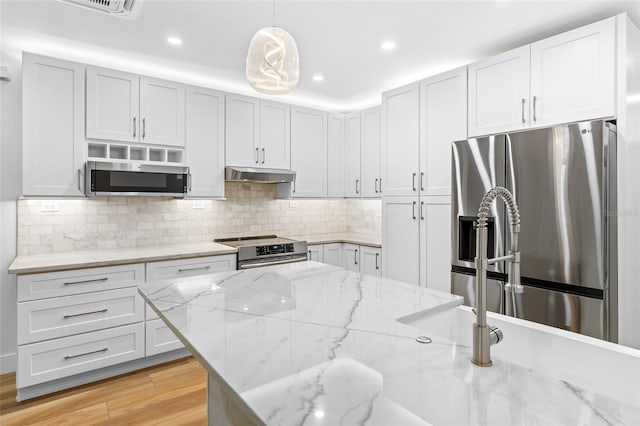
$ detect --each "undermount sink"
[398,305,640,408]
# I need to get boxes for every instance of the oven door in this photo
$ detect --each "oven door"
[86,161,189,197]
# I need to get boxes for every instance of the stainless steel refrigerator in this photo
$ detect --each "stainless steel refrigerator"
[451,120,617,342]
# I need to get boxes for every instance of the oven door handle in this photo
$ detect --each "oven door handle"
[238,256,307,269]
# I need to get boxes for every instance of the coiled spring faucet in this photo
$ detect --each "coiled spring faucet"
[473,186,523,367]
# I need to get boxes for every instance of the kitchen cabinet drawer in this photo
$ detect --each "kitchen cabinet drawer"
[17,287,144,345]
[17,323,144,388]
[145,318,185,356]
[17,264,145,302]
[146,255,235,281]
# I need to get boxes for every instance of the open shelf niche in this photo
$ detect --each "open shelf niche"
[87,142,184,165]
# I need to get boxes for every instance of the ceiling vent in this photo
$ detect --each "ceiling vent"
[57,0,143,19]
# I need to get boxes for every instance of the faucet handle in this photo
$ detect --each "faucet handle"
[505,283,524,294]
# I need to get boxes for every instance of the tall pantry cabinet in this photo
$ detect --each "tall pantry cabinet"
[382,67,466,291]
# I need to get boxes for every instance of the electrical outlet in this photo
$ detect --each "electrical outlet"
[289,200,298,208]
[40,201,60,212]
[192,201,205,209]
[330,200,339,207]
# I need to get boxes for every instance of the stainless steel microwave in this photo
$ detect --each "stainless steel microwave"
[85,161,190,197]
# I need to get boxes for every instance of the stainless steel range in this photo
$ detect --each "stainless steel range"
[214,235,308,269]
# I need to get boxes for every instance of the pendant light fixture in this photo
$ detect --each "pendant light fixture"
[246,0,299,94]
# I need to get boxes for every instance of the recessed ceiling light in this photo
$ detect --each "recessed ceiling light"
[167,36,183,46]
[312,74,324,82]
[380,41,396,51]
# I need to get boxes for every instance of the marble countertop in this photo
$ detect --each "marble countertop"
[139,261,640,425]
[286,232,381,248]
[8,242,237,275]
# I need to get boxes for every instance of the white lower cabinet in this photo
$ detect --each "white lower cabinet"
[342,243,360,272]
[146,319,184,356]
[322,243,344,267]
[382,197,421,285]
[360,246,382,277]
[17,323,145,388]
[307,245,324,262]
[145,254,236,280]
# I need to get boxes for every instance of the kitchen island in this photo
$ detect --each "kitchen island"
[138,261,640,425]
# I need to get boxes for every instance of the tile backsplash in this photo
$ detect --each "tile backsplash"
[17,183,382,255]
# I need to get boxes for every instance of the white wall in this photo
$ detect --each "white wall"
[0,47,21,374]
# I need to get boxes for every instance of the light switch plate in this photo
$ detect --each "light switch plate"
[289,200,298,208]
[192,201,205,209]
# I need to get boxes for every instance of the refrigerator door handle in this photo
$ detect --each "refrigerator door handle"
[533,96,537,122]
[521,98,526,124]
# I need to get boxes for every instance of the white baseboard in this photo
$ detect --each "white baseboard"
[0,352,17,374]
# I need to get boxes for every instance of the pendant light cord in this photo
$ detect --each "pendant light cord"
[272,0,275,27]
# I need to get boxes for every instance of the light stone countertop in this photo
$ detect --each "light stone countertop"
[139,261,640,425]
[8,242,237,275]
[287,232,381,248]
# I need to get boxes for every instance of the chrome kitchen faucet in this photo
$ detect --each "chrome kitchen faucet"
[473,186,523,366]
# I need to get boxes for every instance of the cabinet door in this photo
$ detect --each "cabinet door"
[422,197,451,292]
[360,246,381,277]
[185,86,225,198]
[381,83,420,196]
[342,243,360,273]
[468,45,530,137]
[530,17,615,127]
[382,197,420,285]
[139,77,185,146]
[327,115,345,198]
[344,112,361,197]
[226,94,260,167]
[307,245,324,263]
[22,53,85,196]
[259,101,291,169]
[322,243,343,268]
[360,107,381,198]
[420,67,467,196]
[86,66,139,142]
[290,107,327,197]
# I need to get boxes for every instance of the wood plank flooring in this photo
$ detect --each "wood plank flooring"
[0,357,207,425]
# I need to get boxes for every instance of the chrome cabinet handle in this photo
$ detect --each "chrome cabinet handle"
[77,168,82,191]
[142,118,146,139]
[420,201,425,220]
[133,117,137,138]
[64,347,108,360]
[292,181,296,193]
[412,201,417,220]
[521,99,525,124]
[187,173,192,192]
[420,172,425,191]
[64,277,109,286]
[533,96,537,122]
[412,173,417,191]
[375,178,379,193]
[354,248,358,265]
[261,148,265,164]
[379,178,382,194]
[177,265,211,273]
[356,179,360,194]
[375,252,379,270]
[255,147,259,164]
[63,308,108,319]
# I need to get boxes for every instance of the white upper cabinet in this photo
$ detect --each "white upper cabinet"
[225,95,290,169]
[86,67,185,146]
[468,45,531,137]
[290,106,327,197]
[185,86,225,198]
[259,101,291,169]
[469,16,616,137]
[86,67,139,143]
[530,16,615,127]
[360,106,381,198]
[420,67,467,196]
[381,83,420,196]
[225,94,260,167]
[344,112,361,197]
[327,115,345,198]
[23,53,86,196]
[139,77,186,147]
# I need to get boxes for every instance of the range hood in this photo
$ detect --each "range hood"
[225,167,296,183]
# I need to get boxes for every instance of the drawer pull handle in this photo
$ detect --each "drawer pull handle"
[63,308,108,319]
[63,277,109,286]
[64,347,108,360]
[177,266,211,273]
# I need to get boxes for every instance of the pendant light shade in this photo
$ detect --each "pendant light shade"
[246,27,299,94]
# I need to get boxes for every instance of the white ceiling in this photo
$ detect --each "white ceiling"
[2,0,639,111]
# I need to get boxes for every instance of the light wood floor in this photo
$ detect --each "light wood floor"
[0,357,207,425]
